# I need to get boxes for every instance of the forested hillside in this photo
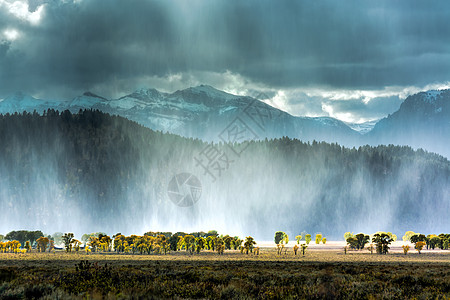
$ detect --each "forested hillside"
[0,110,448,239]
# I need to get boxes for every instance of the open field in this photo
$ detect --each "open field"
[0,242,449,299]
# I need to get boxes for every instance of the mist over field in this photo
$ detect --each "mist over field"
[0,111,448,240]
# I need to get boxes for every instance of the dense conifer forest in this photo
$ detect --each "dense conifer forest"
[0,110,448,238]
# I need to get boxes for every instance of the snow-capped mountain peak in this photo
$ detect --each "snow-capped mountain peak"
[127,88,164,100]
[173,85,238,103]
[69,92,106,108]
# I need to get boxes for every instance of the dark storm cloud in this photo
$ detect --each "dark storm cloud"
[1,0,450,100]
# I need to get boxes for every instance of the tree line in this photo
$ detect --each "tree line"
[344,231,450,255]
[0,230,259,255]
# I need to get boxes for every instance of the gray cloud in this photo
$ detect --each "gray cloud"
[0,0,449,120]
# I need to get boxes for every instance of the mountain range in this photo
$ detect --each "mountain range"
[0,85,448,158]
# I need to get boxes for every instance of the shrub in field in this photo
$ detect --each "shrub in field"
[322,238,327,244]
[293,244,299,255]
[415,241,426,254]
[301,244,308,255]
[402,245,410,255]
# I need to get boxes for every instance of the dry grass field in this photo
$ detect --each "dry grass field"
[0,242,449,299]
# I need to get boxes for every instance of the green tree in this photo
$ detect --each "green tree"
[274,231,287,245]
[295,235,302,244]
[62,233,74,252]
[244,236,256,254]
[168,234,182,251]
[5,230,43,248]
[348,233,370,250]
[315,234,322,244]
[207,230,218,238]
[223,235,233,250]
[372,233,393,254]
[443,239,449,250]
[183,235,195,254]
[25,241,31,252]
[410,234,426,244]
[36,237,49,252]
[402,231,416,242]
[344,232,354,240]
[429,236,441,250]
[305,234,312,244]
[233,237,242,250]
[346,237,358,249]
[195,237,206,254]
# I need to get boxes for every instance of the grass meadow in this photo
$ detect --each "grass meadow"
[0,242,449,299]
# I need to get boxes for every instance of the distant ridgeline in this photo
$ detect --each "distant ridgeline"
[0,110,448,239]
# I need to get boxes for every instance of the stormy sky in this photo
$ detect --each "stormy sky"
[1,0,450,123]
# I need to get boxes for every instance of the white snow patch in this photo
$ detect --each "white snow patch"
[346,120,379,134]
[423,90,443,104]
[108,97,148,110]
[69,96,103,107]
